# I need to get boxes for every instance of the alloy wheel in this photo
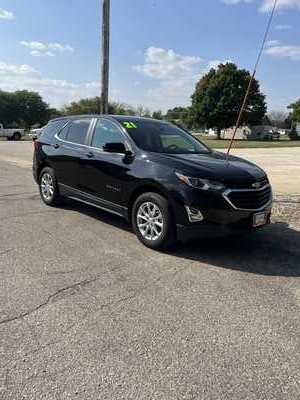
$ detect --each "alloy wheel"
[137,201,164,241]
[41,173,54,201]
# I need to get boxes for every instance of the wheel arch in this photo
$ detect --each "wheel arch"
[37,160,53,181]
[127,183,176,223]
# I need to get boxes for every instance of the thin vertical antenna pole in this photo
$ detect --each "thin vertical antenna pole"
[226,0,277,159]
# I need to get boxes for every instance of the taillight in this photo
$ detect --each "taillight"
[33,140,40,151]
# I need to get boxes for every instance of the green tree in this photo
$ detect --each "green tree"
[287,100,300,139]
[165,106,187,122]
[191,63,267,139]
[13,90,50,129]
[47,108,63,121]
[267,111,289,129]
[0,90,51,128]
[62,97,101,115]
[152,110,163,120]
[62,97,137,116]
[165,106,194,128]
[0,91,15,126]
[135,105,151,117]
[288,99,300,123]
[110,101,136,115]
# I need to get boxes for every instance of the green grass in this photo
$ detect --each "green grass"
[194,135,300,149]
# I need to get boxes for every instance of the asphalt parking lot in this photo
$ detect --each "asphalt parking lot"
[0,142,300,399]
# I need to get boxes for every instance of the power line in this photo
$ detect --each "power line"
[226,0,278,159]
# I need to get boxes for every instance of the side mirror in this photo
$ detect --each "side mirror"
[103,142,132,155]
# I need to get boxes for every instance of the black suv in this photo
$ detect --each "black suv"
[33,115,272,249]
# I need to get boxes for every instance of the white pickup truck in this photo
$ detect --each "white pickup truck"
[0,123,25,140]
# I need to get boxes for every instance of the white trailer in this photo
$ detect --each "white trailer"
[296,123,300,137]
[0,123,25,141]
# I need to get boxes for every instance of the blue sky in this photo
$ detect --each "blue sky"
[0,0,299,112]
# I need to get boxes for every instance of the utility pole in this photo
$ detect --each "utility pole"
[100,0,110,114]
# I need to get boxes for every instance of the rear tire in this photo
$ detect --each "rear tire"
[132,192,176,250]
[39,167,61,206]
[12,132,21,141]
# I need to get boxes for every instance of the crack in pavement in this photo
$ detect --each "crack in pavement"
[0,265,184,328]
[0,209,59,222]
[0,249,14,257]
[0,275,105,326]
[1,274,185,389]
[0,265,186,378]
[0,192,36,198]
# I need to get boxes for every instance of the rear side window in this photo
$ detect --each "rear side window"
[40,120,68,141]
[65,119,92,145]
[91,119,125,149]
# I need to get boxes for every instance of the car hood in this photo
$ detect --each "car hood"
[155,151,266,184]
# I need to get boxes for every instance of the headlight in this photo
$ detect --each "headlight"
[175,172,225,191]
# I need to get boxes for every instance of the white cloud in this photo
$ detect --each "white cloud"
[30,50,55,57]
[0,8,15,20]
[20,41,47,51]
[133,47,202,79]
[275,24,292,30]
[48,43,74,52]
[222,0,300,11]
[20,41,74,57]
[133,47,230,110]
[266,39,281,47]
[0,60,100,107]
[222,0,253,4]
[0,61,39,77]
[265,43,300,60]
[260,0,300,12]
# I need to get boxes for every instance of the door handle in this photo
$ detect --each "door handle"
[86,151,94,158]
[53,143,60,149]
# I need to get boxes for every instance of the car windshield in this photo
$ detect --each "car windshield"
[120,120,210,154]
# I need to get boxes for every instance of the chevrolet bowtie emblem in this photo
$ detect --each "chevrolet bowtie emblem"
[252,182,262,189]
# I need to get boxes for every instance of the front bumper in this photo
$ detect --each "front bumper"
[176,210,271,242]
[171,185,272,242]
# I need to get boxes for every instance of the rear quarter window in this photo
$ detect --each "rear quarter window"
[39,120,68,142]
[57,123,70,140]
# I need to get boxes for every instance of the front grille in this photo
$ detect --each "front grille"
[224,185,272,210]
[226,178,269,190]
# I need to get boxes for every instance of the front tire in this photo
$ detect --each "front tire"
[132,192,176,250]
[39,167,61,206]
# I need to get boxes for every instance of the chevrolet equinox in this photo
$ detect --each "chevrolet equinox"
[33,115,272,249]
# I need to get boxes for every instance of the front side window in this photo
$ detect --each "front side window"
[91,119,125,150]
[66,119,92,145]
[119,119,210,154]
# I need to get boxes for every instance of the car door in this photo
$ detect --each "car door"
[53,118,93,189]
[81,118,132,206]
